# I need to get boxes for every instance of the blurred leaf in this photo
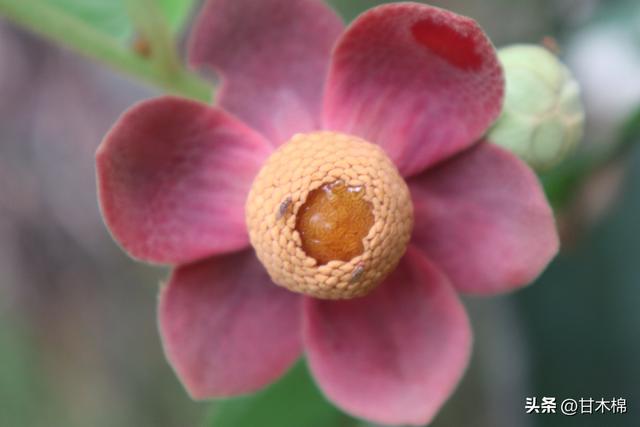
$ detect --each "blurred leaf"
[0,319,70,426]
[543,106,640,209]
[44,0,196,41]
[516,136,640,427]
[326,0,396,22]
[0,0,212,100]
[206,359,355,427]
[47,0,132,40]
[156,0,198,34]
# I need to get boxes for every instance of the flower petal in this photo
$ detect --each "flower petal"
[409,142,559,294]
[189,0,344,145]
[323,3,504,177]
[159,250,303,398]
[303,247,471,426]
[96,97,272,265]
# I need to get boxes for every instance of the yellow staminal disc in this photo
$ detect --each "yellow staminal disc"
[245,132,413,299]
[296,181,374,265]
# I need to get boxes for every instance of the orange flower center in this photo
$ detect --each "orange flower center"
[296,180,374,265]
[245,131,413,299]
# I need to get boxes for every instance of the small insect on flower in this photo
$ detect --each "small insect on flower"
[276,196,292,220]
[350,262,366,283]
[132,35,151,58]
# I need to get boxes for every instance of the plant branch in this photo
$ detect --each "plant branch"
[0,0,212,102]
[126,0,180,75]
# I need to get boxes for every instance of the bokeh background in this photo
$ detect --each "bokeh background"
[1,0,639,426]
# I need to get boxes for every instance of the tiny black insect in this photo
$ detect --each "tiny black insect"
[350,263,365,283]
[276,196,293,220]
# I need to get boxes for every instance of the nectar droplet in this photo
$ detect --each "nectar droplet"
[296,181,374,265]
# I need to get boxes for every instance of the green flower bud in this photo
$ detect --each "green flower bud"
[489,44,585,171]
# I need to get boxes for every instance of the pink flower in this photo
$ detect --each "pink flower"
[96,1,558,425]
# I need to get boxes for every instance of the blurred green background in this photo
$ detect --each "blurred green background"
[0,0,639,426]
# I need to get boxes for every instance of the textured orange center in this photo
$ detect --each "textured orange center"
[295,181,374,265]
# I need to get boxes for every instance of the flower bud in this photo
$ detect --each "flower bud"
[489,44,585,171]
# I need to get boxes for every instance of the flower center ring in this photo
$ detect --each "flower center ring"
[246,131,413,299]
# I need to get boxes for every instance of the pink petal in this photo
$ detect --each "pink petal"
[409,142,559,294]
[323,3,504,177]
[189,0,344,145]
[96,97,272,265]
[159,250,303,398]
[303,247,471,426]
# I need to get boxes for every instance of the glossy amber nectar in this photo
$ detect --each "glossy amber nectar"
[296,181,374,265]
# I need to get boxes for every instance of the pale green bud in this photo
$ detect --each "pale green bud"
[489,44,585,171]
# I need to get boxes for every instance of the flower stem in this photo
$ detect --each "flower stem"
[126,0,181,76]
[0,0,213,102]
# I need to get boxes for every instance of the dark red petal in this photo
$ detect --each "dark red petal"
[324,3,504,177]
[410,142,559,294]
[96,97,271,264]
[304,248,471,425]
[189,0,344,145]
[159,250,303,397]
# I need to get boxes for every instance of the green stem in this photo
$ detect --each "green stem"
[0,0,212,102]
[126,0,181,75]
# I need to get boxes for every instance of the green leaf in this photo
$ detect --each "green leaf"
[156,0,198,33]
[0,319,70,426]
[0,0,212,101]
[47,0,132,40]
[39,0,196,41]
[326,0,396,22]
[205,359,355,427]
